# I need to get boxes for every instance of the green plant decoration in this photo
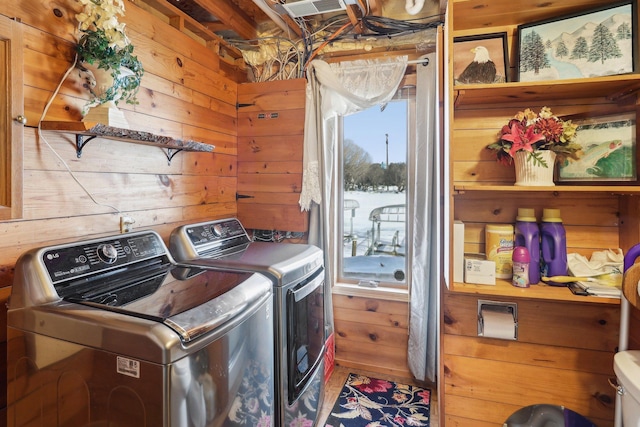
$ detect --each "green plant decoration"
[75,0,144,109]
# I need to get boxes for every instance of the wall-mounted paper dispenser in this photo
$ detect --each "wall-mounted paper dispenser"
[477,300,518,340]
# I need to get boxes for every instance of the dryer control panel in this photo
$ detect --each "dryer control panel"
[181,218,251,258]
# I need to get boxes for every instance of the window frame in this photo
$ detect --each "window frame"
[333,89,416,291]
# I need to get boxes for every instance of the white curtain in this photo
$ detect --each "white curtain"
[407,50,440,383]
[299,57,409,211]
[298,46,439,384]
[299,56,409,366]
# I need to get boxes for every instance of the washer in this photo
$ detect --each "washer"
[8,230,274,427]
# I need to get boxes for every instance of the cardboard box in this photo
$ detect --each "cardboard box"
[464,254,496,285]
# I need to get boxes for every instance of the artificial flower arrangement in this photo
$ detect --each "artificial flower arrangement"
[486,107,581,168]
[75,0,144,108]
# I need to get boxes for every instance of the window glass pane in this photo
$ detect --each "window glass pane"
[340,100,408,287]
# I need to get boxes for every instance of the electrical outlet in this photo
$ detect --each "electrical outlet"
[120,216,135,233]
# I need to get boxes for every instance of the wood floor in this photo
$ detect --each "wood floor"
[317,364,439,426]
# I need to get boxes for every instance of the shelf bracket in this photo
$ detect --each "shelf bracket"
[454,90,465,108]
[607,84,640,103]
[165,148,183,165]
[76,134,98,158]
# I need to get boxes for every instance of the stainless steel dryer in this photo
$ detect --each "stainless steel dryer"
[7,230,274,427]
[169,218,325,427]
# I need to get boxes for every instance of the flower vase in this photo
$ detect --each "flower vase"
[514,151,556,186]
[80,63,132,129]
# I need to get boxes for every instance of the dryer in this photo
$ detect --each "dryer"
[170,218,325,427]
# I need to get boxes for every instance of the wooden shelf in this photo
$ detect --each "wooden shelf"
[453,183,640,195]
[448,279,620,305]
[452,0,625,31]
[454,74,640,108]
[40,121,214,164]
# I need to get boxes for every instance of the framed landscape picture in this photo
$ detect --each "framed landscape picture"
[517,0,636,82]
[557,112,637,183]
[453,33,509,85]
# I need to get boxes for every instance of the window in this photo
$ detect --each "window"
[337,92,413,289]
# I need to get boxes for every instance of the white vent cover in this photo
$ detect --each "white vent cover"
[281,0,347,17]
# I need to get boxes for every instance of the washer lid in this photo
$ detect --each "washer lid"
[71,266,272,342]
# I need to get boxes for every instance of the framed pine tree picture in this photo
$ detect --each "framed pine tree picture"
[517,0,636,82]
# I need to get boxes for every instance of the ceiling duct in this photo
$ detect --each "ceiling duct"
[281,0,347,17]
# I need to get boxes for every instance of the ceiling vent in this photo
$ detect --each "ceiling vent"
[281,0,347,17]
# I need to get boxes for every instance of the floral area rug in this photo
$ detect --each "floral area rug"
[323,373,431,427]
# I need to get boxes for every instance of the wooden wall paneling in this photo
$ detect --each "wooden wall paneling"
[460,223,617,258]
[453,191,621,264]
[444,354,614,426]
[629,308,640,350]
[236,79,308,232]
[238,135,303,161]
[452,160,515,184]
[334,338,410,375]
[181,201,238,224]
[451,0,612,31]
[453,192,620,226]
[0,201,237,288]
[182,152,236,176]
[0,1,249,421]
[444,293,619,351]
[19,5,238,133]
[133,88,237,135]
[451,101,622,185]
[332,294,410,376]
[444,394,520,427]
[444,335,614,376]
[0,1,74,40]
[184,125,237,156]
[234,192,300,205]
[238,161,302,175]
[236,108,305,137]
[237,173,302,193]
[236,204,308,232]
[332,293,409,315]
[23,170,225,218]
[29,130,179,173]
[445,2,637,425]
[237,79,306,111]
[443,292,617,425]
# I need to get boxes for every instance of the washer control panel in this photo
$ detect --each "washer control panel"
[42,231,167,284]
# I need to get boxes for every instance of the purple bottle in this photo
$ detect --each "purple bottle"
[540,208,568,285]
[514,208,540,284]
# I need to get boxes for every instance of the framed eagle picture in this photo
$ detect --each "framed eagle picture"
[453,33,509,85]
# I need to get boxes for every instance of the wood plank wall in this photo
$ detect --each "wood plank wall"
[0,0,248,423]
[446,102,640,426]
[237,79,309,232]
[333,293,411,378]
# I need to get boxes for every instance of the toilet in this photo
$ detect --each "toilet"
[614,350,640,426]
[503,404,596,427]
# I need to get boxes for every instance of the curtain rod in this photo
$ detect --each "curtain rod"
[407,58,430,66]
